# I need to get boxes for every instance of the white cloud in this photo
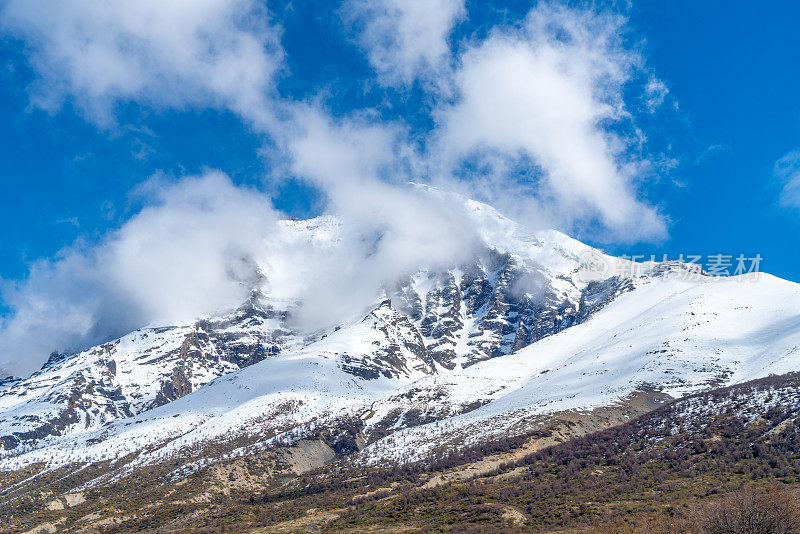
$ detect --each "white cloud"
[287,104,406,196]
[1,0,667,243]
[0,0,282,128]
[644,75,670,112]
[343,0,465,86]
[0,172,280,375]
[433,3,666,241]
[282,105,483,327]
[0,98,493,375]
[775,149,800,209]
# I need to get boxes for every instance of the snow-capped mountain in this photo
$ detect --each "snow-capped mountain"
[2,194,799,482]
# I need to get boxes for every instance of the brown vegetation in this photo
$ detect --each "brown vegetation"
[686,485,800,534]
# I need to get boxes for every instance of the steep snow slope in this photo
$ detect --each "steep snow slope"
[0,305,436,469]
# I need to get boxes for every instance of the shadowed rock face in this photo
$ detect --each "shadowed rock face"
[386,249,632,371]
[0,297,299,452]
[338,301,436,381]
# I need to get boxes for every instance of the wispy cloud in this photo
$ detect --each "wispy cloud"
[342,0,465,87]
[0,172,279,374]
[644,75,670,112]
[775,149,800,209]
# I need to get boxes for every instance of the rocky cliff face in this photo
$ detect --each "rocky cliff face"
[0,295,300,451]
[386,248,633,371]
[337,301,436,380]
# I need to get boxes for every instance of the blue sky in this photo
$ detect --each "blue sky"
[0,1,799,373]
[624,1,800,281]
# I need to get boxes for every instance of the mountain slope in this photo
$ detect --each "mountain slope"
[4,367,800,533]
[299,372,800,533]
[1,194,800,489]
